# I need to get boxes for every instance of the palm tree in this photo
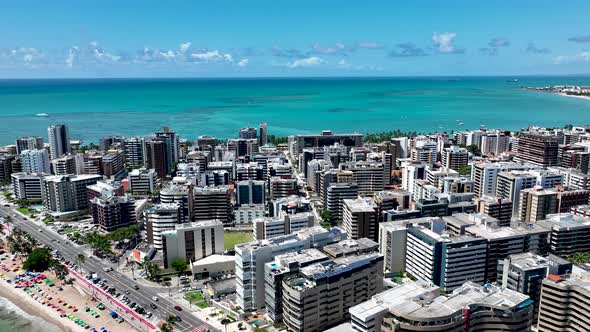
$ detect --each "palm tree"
[159,315,177,332]
[220,318,232,332]
[49,259,68,283]
[76,253,86,272]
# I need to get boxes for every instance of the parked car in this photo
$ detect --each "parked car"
[174,306,182,311]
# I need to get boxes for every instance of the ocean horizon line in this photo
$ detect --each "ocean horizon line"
[2,73,590,82]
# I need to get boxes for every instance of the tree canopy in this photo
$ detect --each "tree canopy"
[171,258,188,275]
[24,248,52,271]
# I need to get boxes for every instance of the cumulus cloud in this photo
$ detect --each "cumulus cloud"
[137,47,178,62]
[432,32,465,54]
[0,47,45,67]
[179,42,192,53]
[389,43,428,57]
[287,56,324,68]
[237,59,249,67]
[568,35,590,43]
[88,42,121,63]
[554,52,590,64]
[190,50,234,63]
[65,47,79,67]
[525,43,550,54]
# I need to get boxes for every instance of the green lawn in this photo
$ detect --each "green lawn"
[224,231,252,250]
[184,291,208,308]
[16,207,33,215]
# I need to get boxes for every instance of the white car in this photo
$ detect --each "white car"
[152,296,158,301]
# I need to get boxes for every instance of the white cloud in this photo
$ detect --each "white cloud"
[432,32,464,54]
[66,47,79,67]
[90,43,121,63]
[179,42,192,53]
[554,52,590,64]
[287,56,324,68]
[237,59,249,67]
[190,50,233,63]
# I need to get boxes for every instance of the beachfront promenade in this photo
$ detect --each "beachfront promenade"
[0,205,216,332]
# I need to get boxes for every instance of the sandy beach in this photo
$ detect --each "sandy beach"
[558,92,590,101]
[0,280,74,331]
[0,254,138,332]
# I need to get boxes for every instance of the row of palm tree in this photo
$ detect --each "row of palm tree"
[7,228,38,260]
[85,231,114,257]
[2,221,70,284]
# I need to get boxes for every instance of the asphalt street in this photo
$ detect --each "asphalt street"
[0,206,216,332]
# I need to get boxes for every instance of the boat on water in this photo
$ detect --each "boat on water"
[507,79,519,83]
[35,113,49,117]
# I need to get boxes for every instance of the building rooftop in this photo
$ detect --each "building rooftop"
[286,252,381,291]
[466,222,549,240]
[323,238,378,257]
[508,252,571,271]
[443,212,499,229]
[349,281,439,322]
[537,212,590,231]
[343,198,376,213]
[192,254,235,266]
[146,202,180,213]
[387,282,529,319]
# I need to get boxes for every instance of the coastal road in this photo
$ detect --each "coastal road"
[0,206,216,332]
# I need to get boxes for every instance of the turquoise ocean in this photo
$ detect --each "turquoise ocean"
[1,76,590,145]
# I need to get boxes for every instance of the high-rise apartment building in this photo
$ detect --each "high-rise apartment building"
[47,124,71,159]
[236,179,265,206]
[514,132,559,167]
[537,273,590,332]
[127,167,156,194]
[192,186,232,224]
[144,138,168,178]
[41,174,101,212]
[342,198,377,241]
[123,136,145,168]
[20,149,50,174]
[498,253,572,320]
[15,136,44,154]
[259,123,268,146]
[441,145,469,170]
[475,195,513,227]
[145,203,181,250]
[235,226,345,311]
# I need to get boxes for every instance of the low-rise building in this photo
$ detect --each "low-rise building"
[253,212,314,240]
[537,212,590,257]
[161,220,224,268]
[377,282,533,332]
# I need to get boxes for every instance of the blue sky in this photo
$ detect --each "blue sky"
[1,0,590,78]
